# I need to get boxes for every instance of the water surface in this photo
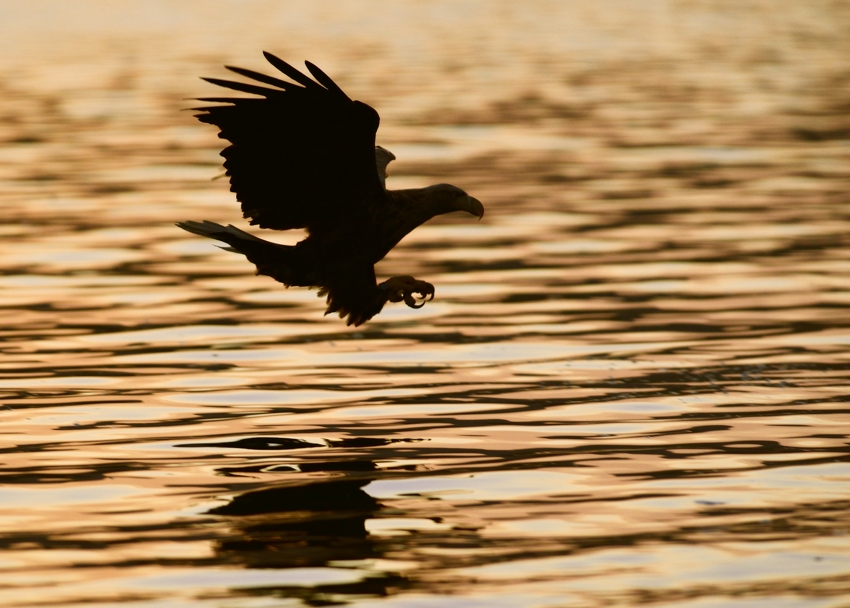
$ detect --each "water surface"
[1,2,849,606]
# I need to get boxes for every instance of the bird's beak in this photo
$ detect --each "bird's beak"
[461,195,484,220]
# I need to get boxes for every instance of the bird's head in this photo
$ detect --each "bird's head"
[423,184,484,220]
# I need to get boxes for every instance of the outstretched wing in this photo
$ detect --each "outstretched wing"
[194,53,386,233]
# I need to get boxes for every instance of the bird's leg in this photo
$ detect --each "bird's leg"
[378,275,435,309]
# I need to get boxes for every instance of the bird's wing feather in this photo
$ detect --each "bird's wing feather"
[194,53,387,233]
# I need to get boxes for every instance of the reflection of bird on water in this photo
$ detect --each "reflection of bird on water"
[210,476,414,600]
[178,52,484,326]
[210,478,379,560]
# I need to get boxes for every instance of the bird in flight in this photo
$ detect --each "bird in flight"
[178,52,484,326]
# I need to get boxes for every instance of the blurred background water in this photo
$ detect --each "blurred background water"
[1,1,849,606]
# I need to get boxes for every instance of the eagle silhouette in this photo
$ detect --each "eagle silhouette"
[178,52,484,326]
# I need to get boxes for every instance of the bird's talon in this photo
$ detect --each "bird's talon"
[383,277,435,309]
[404,293,426,309]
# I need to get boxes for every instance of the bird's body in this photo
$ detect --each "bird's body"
[178,53,483,326]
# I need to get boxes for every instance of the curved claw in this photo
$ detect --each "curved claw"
[381,277,435,309]
[402,281,435,309]
[404,293,427,309]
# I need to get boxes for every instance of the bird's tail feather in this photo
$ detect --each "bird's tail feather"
[176,220,297,285]
[176,220,265,245]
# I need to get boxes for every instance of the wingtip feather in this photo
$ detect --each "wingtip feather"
[263,51,317,88]
[304,61,350,99]
[201,77,283,97]
[225,65,300,91]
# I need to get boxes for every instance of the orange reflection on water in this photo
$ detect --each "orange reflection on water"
[2,1,850,607]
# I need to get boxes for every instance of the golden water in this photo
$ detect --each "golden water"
[1,1,849,606]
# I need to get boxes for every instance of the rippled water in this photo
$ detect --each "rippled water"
[2,1,850,606]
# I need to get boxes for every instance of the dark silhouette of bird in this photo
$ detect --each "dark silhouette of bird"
[178,52,484,326]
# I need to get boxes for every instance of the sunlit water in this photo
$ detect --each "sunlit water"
[2,1,849,606]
